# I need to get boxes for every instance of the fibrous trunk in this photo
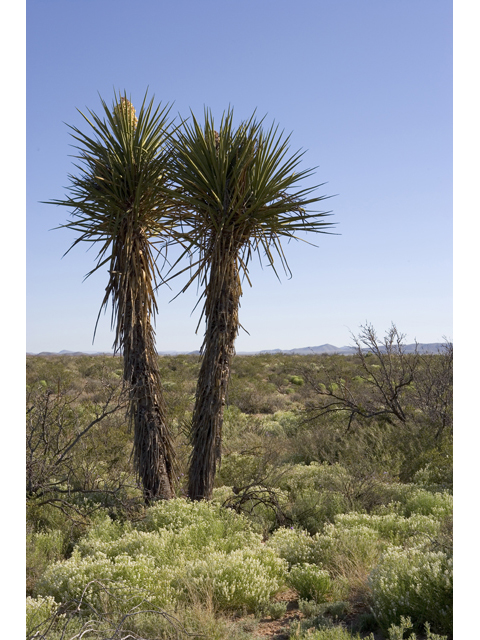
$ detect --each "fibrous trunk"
[188,246,240,501]
[124,309,175,503]
[115,230,176,503]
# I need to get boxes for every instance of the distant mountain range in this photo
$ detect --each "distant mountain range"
[255,343,445,355]
[27,343,446,356]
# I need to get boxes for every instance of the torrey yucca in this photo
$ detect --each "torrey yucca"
[48,92,178,502]
[168,108,335,501]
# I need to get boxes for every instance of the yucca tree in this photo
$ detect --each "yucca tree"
[47,92,178,502]
[169,109,334,501]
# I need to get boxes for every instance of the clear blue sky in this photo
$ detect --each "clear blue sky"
[26,0,453,353]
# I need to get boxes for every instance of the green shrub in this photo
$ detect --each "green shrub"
[27,529,66,595]
[26,595,58,638]
[216,451,268,487]
[330,512,442,547]
[172,547,286,611]
[314,523,383,577]
[266,527,318,567]
[386,616,448,640]
[298,599,350,620]
[289,623,372,639]
[287,563,331,602]
[36,499,287,615]
[257,600,288,620]
[278,463,350,534]
[372,485,453,519]
[368,546,453,636]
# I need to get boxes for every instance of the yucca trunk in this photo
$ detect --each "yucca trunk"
[115,230,176,503]
[124,310,175,503]
[188,244,241,501]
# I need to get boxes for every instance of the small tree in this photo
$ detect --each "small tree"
[48,93,178,501]
[301,323,453,482]
[169,109,334,500]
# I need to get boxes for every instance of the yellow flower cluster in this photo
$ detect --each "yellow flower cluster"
[113,97,138,129]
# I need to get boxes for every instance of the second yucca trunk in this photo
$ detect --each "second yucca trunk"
[188,247,240,501]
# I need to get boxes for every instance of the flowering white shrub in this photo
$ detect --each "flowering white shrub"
[36,549,180,610]
[372,484,453,519]
[287,563,331,602]
[368,546,453,636]
[140,497,252,536]
[279,462,351,495]
[26,595,58,638]
[174,547,287,610]
[331,512,442,547]
[314,523,383,575]
[265,527,318,566]
[36,498,286,614]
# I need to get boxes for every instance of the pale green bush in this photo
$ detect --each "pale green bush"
[368,546,453,636]
[277,463,350,534]
[386,616,448,640]
[140,496,253,536]
[216,451,267,487]
[289,622,373,639]
[266,527,318,566]
[372,484,452,519]
[36,499,286,615]
[298,599,350,619]
[27,529,66,595]
[287,563,331,601]
[330,512,442,547]
[263,410,300,437]
[314,523,383,576]
[173,547,287,611]
[26,595,58,638]
[36,548,180,610]
[279,463,351,495]
[298,597,324,618]
[265,601,288,620]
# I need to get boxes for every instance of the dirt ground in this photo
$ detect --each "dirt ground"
[250,590,387,640]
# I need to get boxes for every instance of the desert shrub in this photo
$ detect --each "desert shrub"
[314,523,383,577]
[138,498,262,551]
[173,547,287,611]
[278,463,350,533]
[27,529,67,595]
[140,497,249,534]
[287,563,331,602]
[390,487,452,519]
[289,620,372,639]
[227,377,285,414]
[264,411,300,437]
[36,548,180,610]
[298,598,325,618]
[330,512,443,547]
[266,527,318,567]
[263,600,288,619]
[217,451,268,487]
[386,616,448,640]
[368,546,453,637]
[26,595,59,638]
[298,599,350,619]
[36,499,287,615]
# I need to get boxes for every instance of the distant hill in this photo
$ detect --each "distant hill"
[257,343,445,355]
[28,343,447,357]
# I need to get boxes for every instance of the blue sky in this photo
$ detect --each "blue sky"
[26,0,453,353]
